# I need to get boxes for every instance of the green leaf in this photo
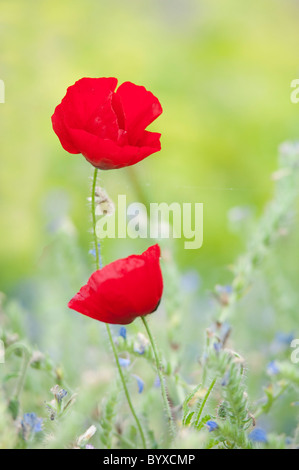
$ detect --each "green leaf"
[8,398,19,420]
[183,411,194,426]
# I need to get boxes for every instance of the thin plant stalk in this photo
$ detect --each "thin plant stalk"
[194,377,216,427]
[6,343,31,401]
[141,316,176,442]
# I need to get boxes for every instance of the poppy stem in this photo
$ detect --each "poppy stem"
[141,316,176,444]
[105,323,147,449]
[91,168,100,270]
[91,168,147,450]
[6,342,31,416]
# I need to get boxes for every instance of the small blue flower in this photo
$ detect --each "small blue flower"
[22,413,43,433]
[270,331,295,355]
[118,357,130,368]
[206,420,218,432]
[134,343,145,355]
[275,332,295,345]
[21,413,43,439]
[119,327,127,340]
[57,389,68,402]
[89,248,96,258]
[88,244,102,267]
[132,374,144,393]
[249,427,267,443]
[85,444,95,449]
[181,270,200,293]
[267,360,279,375]
[215,285,233,295]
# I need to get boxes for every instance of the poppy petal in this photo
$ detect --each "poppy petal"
[67,128,161,169]
[52,77,162,170]
[68,245,163,325]
[116,81,163,144]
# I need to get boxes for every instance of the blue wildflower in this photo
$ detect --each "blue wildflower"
[134,344,145,355]
[249,427,267,443]
[118,357,130,368]
[206,420,218,432]
[88,244,102,267]
[270,331,295,355]
[57,389,68,403]
[275,332,295,345]
[86,444,95,449]
[89,248,96,258]
[267,360,280,375]
[22,413,43,433]
[21,413,43,439]
[51,385,68,404]
[119,326,127,340]
[132,375,144,393]
[215,285,233,295]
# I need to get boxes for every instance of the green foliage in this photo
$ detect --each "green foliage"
[99,390,118,449]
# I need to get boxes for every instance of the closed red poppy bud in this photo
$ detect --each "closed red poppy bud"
[51,77,162,170]
[68,244,163,325]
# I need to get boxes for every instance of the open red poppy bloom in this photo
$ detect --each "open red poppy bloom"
[51,77,162,170]
[68,244,163,325]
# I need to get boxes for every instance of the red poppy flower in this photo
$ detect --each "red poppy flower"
[51,77,162,170]
[68,244,163,325]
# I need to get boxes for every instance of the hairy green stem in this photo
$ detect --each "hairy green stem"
[194,377,216,427]
[91,168,146,449]
[105,324,147,448]
[141,316,176,443]
[15,352,30,401]
[6,342,31,403]
[91,169,100,269]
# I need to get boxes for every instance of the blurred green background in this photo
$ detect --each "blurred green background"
[1,0,299,446]
[1,0,299,291]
